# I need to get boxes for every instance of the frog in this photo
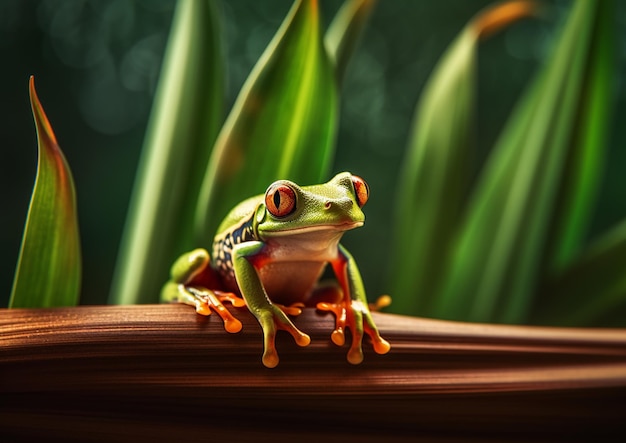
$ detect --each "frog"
[161,172,391,368]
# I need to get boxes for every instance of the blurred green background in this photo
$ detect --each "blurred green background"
[1,0,625,309]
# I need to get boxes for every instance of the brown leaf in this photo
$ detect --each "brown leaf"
[1,305,625,441]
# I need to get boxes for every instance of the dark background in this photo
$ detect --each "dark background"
[1,0,625,307]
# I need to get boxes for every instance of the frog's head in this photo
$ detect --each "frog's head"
[255,172,369,239]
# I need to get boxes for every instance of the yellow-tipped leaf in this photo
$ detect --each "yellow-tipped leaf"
[435,0,614,324]
[388,1,535,317]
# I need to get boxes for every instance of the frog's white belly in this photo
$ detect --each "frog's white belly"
[257,227,348,304]
[258,261,327,304]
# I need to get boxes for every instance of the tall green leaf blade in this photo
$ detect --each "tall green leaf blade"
[434,0,613,324]
[110,0,223,304]
[534,220,626,327]
[325,0,377,85]
[388,2,535,317]
[10,77,81,308]
[542,0,614,272]
[195,0,338,244]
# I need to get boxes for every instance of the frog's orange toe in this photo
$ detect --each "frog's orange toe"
[295,332,311,347]
[331,329,345,346]
[369,294,392,312]
[372,337,391,355]
[364,314,391,354]
[347,347,364,365]
[195,302,212,316]
[214,290,246,308]
[317,301,348,347]
[262,349,280,368]
[279,320,311,347]
[275,302,305,316]
[224,318,243,333]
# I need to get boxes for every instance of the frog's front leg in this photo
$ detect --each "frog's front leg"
[161,248,245,333]
[232,241,311,368]
[317,244,391,364]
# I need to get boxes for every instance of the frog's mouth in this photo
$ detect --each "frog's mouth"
[263,221,363,237]
[261,221,362,259]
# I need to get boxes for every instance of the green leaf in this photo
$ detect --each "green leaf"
[533,220,626,327]
[388,1,535,317]
[542,0,614,272]
[194,0,338,245]
[110,0,223,304]
[10,77,81,308]
[325,0,377,85]
[434,0,614,324]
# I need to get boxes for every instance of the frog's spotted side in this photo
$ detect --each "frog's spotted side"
[162,172,391,368]
[212,216,256,288]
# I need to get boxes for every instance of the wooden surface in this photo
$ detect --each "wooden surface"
[1,304,626,442]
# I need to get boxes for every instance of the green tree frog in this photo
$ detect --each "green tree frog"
[162,172,390,368]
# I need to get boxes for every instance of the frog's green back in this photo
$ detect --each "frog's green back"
[215,194,263,238]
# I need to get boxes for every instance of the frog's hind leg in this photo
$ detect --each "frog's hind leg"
[180,286,246,333]
[162,248,247,333]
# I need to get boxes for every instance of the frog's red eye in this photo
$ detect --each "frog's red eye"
[265,184,297,217]
[351,175,369,207]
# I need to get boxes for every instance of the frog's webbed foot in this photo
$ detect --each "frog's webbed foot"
[162,249,247,333]
[316,299,391,364]
[256,304,310,368]
[179,286,246,333]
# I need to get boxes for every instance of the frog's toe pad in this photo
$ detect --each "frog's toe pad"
[261,330,309,368]
[364,319,391,355]
[195,302,212,316]
[347,347,364,365]
[331,329,345,346]
[372,336,391,355]
[223,317,243,333]
[294,332,311,347]
[262,349,280,369]
[369,294,392,312]
[275,302,305,316]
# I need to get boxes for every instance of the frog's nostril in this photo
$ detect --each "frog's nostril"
[325,198,353,210]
